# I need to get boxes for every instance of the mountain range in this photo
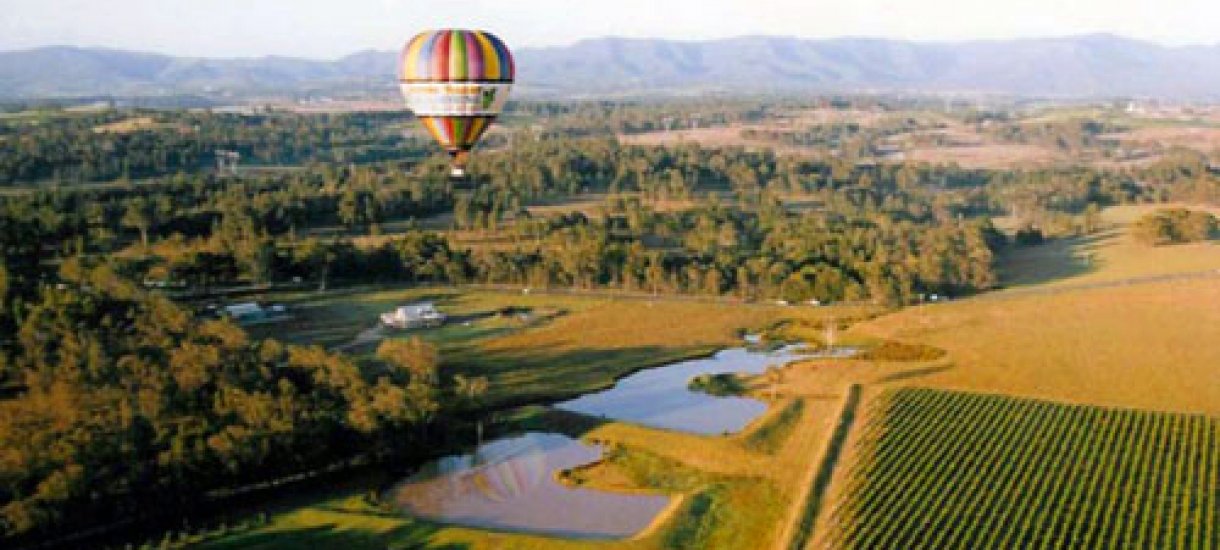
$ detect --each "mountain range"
[2,34,1219,100]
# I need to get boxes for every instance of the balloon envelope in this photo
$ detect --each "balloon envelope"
[399,29,515,176]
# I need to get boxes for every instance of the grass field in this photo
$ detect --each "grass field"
[814,388,1218,549]
[619,105,1220,170]
[898,143,1066,169]
[247,288,873,408]
[853,276,1220,416]
[92,116,182,134]
[847,203,1220,416]
[995,204,1220,290]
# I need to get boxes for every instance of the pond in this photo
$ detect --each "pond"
[386,339,856,538]
[555,342,853,435]
[383,432,671,539]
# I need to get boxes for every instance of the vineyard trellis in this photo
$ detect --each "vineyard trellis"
[815,388,1218,549]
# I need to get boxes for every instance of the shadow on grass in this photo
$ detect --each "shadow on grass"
[493,405,611,440]
[873,364,954,384]
[997,230,1113,288]
[204,521,469,550]
[786,384,861,550]
[447,344,721,410]
[184,408,610,550]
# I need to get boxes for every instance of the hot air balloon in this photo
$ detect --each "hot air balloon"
[399,29,515,179]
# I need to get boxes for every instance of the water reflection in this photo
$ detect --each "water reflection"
[387,340,856,537]
[384,432,670,539]
[556,343,854,434]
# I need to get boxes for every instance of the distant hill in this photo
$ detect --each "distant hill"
[0,46,386,98]
[2,34,1219,99]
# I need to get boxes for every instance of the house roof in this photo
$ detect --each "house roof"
[394,302,441,318]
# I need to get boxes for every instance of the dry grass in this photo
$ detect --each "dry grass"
[899,143,1065,168]
[459,298,870,406]
[851,277,1220,416]
[1108,125,1220,149]
[617,108,927,155]
[263,100,406,114]
[619,125,758,149]
[92,116,182,134]
[619,115,1075,169]
[621,108,1220,170]
[784,108,916,127]
[996,204,1220,290]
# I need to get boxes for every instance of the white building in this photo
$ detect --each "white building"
[381,302,446,329]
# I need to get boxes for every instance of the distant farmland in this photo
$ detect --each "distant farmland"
[815,388,1218,549]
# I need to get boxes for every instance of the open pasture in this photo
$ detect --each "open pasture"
[995,203,1220,290]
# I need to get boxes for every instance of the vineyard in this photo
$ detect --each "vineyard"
[816,388,1218,549]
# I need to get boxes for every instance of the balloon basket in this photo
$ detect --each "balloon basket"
[449,171,474,192]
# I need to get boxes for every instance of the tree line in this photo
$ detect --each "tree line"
[1130,208,1217,245]
[0,110,432,184]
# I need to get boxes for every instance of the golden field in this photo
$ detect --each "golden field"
[996,203,1220,290]
[848,277,1220,415]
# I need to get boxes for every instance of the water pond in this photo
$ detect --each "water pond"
[384,432,671,539]
[387,340,855,537]
[556,343,854,434]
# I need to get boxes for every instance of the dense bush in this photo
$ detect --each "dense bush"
[1130,208,1217,246]
[688,373,747,396]
[856,341,947,361]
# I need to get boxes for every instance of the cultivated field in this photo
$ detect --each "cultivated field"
[814,388,1218,549]
[618,107,949,157]
[897,143,1065,169]
[620,106,1220,169]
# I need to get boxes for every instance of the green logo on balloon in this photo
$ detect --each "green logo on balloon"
[481,88,497,110]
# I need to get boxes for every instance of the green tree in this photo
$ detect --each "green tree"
[376,337,440,385]
[453,374,490,446]
[121,197,155,248]
[1082,203,1103,234]
[296,238,337,291]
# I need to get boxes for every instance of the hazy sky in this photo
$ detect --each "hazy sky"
[3,0,1218,58]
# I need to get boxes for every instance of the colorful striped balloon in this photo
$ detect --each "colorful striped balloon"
[399,30,515,178]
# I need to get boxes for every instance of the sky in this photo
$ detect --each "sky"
[2,0,1218,59]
